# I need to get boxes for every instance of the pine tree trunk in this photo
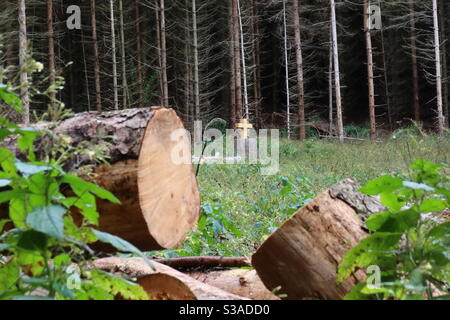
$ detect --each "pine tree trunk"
[282,0,291,139]
[135,0,143,107]
[328,25,334,136]
[251,0,262,128]
[47,0,56,114]
[229,0,237,126]
[364,0,376,139]
[160,0,169,107]
[90,0,102,112]
[330,0,344,142]
[439,0,449,127]
[237,0,249,119]
[192,0,200,120]
[293,0,306,140]
[232,0,243,120]
[119,0,128,109]
[432,0,445,135]
[155,4,163,106]
[18,0,29,124]
[410,0,420,122]
[110,0,119,110]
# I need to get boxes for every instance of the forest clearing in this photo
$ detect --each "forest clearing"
[0,0,449,305]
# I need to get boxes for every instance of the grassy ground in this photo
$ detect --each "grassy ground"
[165,135,450,258]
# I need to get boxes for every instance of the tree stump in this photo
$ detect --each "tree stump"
[251,179,384,300]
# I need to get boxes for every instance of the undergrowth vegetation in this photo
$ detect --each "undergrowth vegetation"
[164,135,450,258]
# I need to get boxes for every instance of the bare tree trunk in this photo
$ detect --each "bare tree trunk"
[410,0,420,122]
[293,0,306,140]
[192,0,200,120]
[91,0,102,112]
[328,26,334,136]
[110,0,119,110]
[282,0,291,139]
[432,0,445,135]
[184,0,192,125]
[135,0,143,107]
[237,0,249,120]
[330,0,344,141]
[47,0,56,113]
[119,0,128,109]
[251,0,262,128]
[379,5,392,131]
[233,0,243,120]
[18,0,29,124]
[364,0,376,139]
[155,5,163,106]
[229,1,237,125]
[439,0,449,127]
[160,0,169,107]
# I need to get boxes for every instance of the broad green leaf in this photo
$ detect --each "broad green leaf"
[61,174,120,204]
[378,209,421,233]
[338,233,402,282]
[365,211,392,232]
[17,230,48,252]
[0,85,23,112]
[14,161,53,177]
[380,192,404,211]
[420,199,447,213]
[359,175,403,196]
[92,230,142,255]
[0,261,20,292]
[9,197,27,227]
[0,190,22,204]
[26,205,66,240]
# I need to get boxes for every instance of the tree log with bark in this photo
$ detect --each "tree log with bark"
[2,107,201,251]
[251,179,385,300]
[93,257,248,300]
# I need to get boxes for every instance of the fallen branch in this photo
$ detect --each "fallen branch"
[154,256,251,270]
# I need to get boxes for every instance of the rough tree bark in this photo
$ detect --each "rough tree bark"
[293,0,306,140]
[330,0,344,142]
[410,0,420,122]
[93,257,247,300]
[119,0,128,109]
[47,0,56,113]
[90,0,102,112]
[18,0,29,124]
[432,0,445,135]
[187,269,279,300]
[364,0,376,139]
[135,0,143,107]
[192,0,200,120]
[110,0,119,110]
[160,0,169,107]
[252,179,385,300]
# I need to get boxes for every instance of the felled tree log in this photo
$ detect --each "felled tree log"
[187,269,280,300]
[93,257,247,300]
[251,179,385,300]
[2,107,201,251]
[154,256,251,270]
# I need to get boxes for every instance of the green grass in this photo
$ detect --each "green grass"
[165,135,450,258]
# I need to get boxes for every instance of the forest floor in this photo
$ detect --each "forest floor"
[156,134,450,258]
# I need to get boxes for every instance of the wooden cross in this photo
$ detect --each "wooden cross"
[236,118,253,139]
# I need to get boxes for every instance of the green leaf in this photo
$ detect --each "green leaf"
[338,233,402,282]
[0,85,23,112]
[0,190,22,204]
[26,205,66,240]
[14,161,53,177]
[17,230,48,252]
[9,197,27,227]
[0,261,20,292]
[380,192,404,211]
[359,175,403,196]
[420,199,447,213]
[61,174,121,204]
[365,211,392,232]
[0,219,9,232]
[92,230,141,255]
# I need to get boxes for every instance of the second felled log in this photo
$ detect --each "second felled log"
[252,179,385,300]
